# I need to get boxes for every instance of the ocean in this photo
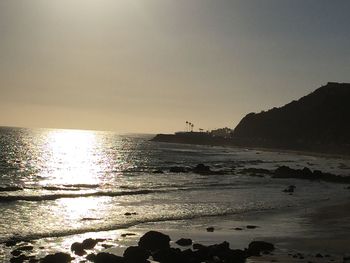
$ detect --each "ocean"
[1,127,350,261]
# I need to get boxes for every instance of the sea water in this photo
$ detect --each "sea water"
[0,127,350,260]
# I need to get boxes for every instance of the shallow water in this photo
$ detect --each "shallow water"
[0,127,350,260]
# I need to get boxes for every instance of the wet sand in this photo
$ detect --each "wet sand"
[3,199,350,262]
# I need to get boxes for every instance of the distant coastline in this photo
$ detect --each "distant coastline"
[152,82,350,157]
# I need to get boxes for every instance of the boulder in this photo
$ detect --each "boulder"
[41,252,72,263]
[152,247,184,263]
[248,241,274,256]
[124,212,137,216]
[175,238,192,246]
[138,231,170,252]
[6,240,19,247]
[10,254,30,263]
[192,243,207,250]
[123,246,150,263]
[246,225,258,229]
[206,227,215,232]
[11,250,22,257]
[169,167,187,173]
[192,164,211,174]
[16,245,33,251]
[87,252,124,263]
[82,238,99,249]
[121,233,136,237]
[283,185,296,193]
[71,242,86,256]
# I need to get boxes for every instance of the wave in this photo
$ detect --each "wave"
[0,182,251,202]
[0,184,102,193]
[0,206,276,244]
[0,189,160,202]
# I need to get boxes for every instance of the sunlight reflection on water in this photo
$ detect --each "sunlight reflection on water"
[37,130,115,223]
[40,129,107,185]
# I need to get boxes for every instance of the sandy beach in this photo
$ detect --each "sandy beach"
[3,197,349,262]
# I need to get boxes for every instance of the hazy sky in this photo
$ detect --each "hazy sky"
[1,0,349,133]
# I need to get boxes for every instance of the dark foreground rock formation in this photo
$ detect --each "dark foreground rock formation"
[233,82,350,155]
[36,230,275,263]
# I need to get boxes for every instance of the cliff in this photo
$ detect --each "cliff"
[232,82,350,154]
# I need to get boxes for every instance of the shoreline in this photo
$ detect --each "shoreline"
[3,198,350,262]
[152,134,350,160]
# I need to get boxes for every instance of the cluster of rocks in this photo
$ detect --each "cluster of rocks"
[34,230,275,263]
[153,164,227,175]
[240,165,350,185]
[273,165,350,183]
[8,244,37,263]
[70,238,106,256]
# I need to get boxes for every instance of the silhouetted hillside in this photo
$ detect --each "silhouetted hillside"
[232,82,350,154]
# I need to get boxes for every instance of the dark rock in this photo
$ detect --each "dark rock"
[81,217,101,221]
[175,238,192,246]
[71,242,86,256]
[10,255,29,263]
[234,227,243,230]
[101,244,113,249]
[123,246,150,263]
[248,241,275,256]
[192,163,226,175]
[16,245,33,251]
[283,185,296,193]
[41,252,73,263]
[11,250,22,256]
[82,238,99,249]
[193,164,211,174]
[0,186,23,192]
[180,249,199,263]
[153,247,184,263]
[192,243,207,250]
[86,253,96,262]
[274,166,298,178]
[138,231,170,252]
[273,166,350,183]
[6,240,19,247]
[87,252,124,263]
[152,170,164,174]
[206,227,215,232]
[208,241,230,257]
[219,249,246,263]
[240,168,271,176]
[246,225,258,229]
[169,167,188,173]
[192,246,210,262]
[121,233,136,237]
[124,212,137,216]
[315,253,323,258]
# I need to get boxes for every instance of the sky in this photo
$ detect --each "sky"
[1,0,349,133]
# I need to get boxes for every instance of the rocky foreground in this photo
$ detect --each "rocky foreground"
[7,229,350,263]
[7,230,276,263]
